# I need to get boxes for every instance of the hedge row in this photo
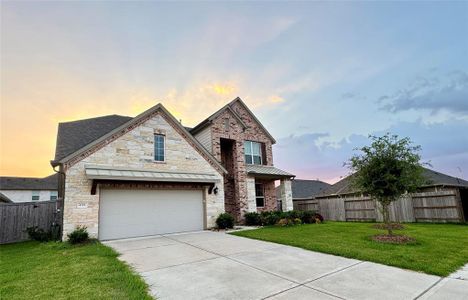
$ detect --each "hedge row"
[245,210,324,226]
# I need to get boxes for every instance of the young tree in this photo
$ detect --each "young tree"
[349,134,426,236]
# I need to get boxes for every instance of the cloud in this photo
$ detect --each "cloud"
[379,70,468,115]
[274,119,468,183]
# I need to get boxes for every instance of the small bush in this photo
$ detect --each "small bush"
[26,226,52,242]
[283,210,303,220]
[315,213,324,223]
[293,218,302,225]
[277,217,302,226]
[244,212,261,226]
[277,218,290,226]
[216,213,235,229]
[299,210,314,224]
[67,226,89,244]
[260,211,283,226]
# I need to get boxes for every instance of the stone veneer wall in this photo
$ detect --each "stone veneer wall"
[280,179,293,212]
[210,101,275,220]
[246,176,277,213]
[62,112,224,239]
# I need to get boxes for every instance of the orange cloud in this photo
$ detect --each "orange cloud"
[1,72,288,177]
[210,83,236,96]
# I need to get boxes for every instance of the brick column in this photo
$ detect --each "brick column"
[280,179,293,211]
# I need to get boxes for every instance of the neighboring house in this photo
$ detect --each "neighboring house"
[0,192,13,203]
[276,179,330,211]
[0,174,58,203]
[51,97,294,240]
[315,168,468,222]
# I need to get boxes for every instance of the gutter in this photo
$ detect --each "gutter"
[51,161,65,240]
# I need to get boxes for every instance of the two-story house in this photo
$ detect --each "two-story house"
[51,97,294,240]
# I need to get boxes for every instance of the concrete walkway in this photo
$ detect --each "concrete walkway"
[104,231,468,300]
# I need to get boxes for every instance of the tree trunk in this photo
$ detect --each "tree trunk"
[382,202,392,236]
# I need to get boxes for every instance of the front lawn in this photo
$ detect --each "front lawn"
[0,241,151,300]
[231,221,468,276]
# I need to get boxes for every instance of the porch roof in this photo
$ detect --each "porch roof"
[84,164,220,183]
[246,165,295,179]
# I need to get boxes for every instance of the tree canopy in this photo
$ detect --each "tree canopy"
[349,134,426,235]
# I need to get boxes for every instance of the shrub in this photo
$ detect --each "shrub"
[301,210,316,224]
[277,218,290,226]
[283,210,303,220]
[260,211,283,226]
[26,226,52,242]
[257,210,319,226]
[276,217,302,226]
[244,212,261,226]
[67,226,89,244]
[315,213,324,223]
[216,213,235,229]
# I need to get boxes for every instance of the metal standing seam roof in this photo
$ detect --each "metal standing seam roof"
[84,165,220,183]
[245,165,295,178]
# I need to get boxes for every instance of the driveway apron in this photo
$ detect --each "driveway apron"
[104,231,466,300]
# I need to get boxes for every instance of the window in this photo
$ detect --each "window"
[255,183,264,207]
[154,134,165,162]
[32,191,40,201]
[50,191,58,201]
[244,141,262,165]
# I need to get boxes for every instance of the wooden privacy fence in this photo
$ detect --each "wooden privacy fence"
[296,188,465,223]
[0,200,59,244]
[344,197,376,222]
[412,190,462,222]
[293,199,318,211]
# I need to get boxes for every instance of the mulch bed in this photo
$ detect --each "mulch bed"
[372,234,415,244]
[372,223,405,230]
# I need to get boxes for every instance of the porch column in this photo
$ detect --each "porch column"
[246,176,257,212]
[280,179,293,211]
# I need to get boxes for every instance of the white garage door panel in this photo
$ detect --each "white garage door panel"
[99,189,204,240]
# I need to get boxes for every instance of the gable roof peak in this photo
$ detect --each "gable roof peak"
[190,97,277,143]
[52,102,227,174]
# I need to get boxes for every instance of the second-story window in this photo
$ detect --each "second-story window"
[244,141,262,165]
[50,191,58,201]
[154,134,165,162]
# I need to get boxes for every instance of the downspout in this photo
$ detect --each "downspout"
[52,161,65,240]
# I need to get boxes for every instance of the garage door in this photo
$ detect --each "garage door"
[99,189,204,240]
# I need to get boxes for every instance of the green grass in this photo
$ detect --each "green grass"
[231,222,468,276]
[0,241,152,300]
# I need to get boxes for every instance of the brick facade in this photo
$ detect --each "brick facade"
[206,100,277,221]
[62,111,224,239]
[255,178,277,212]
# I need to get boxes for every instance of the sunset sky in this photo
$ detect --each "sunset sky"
[1,1,467,183]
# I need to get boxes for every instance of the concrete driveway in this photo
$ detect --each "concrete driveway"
[104,231,468,300]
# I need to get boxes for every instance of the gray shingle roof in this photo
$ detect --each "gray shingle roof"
[0,174,58,190]
[246,165,294,178]
[316,168,468,198]
[54,114,132,161]
[289,179,331,199]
